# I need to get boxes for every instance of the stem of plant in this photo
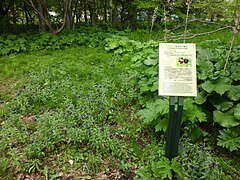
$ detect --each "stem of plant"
[224,34,236,71]
[184,2,191,43]
[150,8,158,36]
[164,5,167,43]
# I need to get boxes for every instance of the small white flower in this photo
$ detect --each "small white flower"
[69,160,74,165]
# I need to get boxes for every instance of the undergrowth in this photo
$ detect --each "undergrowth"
[0,26,240,179]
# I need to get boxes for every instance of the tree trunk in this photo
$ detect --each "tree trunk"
[84,0,88,23]
[112,0,118,26]
[89,0,96,26]
[24,2,29,31]
[11,1,17,33]
[119,1,124,29]
[72,0,79,29]
[104,0,107,22]
[64,0,72,30]
[37,0,46,32]
[109,0,112,23]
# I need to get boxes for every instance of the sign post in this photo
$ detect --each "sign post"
[165,96,184,160]
[158,43,197,160]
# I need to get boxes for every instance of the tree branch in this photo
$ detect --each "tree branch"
[172,19,233,31]
[163,26,232,41]
[28,0,54,34]
[27,0,73,35]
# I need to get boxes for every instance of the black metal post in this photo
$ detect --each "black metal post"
[165,96,184,161]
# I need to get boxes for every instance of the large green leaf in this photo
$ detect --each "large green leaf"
[155,118,168,132]
[217,129,240,151]
[226,85,240,101]
[144,66,158,77]
[137,108,159,124]
[229,65,240,80]
[234,104,240,120]
[214,77,232,95]
[201,77,232,95]
[213,110,240,128]
[197,60,214,80]
[209,94,233,111]
[153,98,169,114]
[144,59,158,66]
[137,98,169,124]
[197,48,215,80]
[194,91,207,105]
[183,98,207,122]
[201,81,215,93]
[152,158,181,180]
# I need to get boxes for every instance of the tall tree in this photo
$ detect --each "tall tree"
[28,0,73,34]
[89,0,97,26]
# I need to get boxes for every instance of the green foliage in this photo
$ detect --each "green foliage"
[0,28,112,56]
[137,158,181,180]
[217,128,240,151]
[177,140,225,179]
[136,140,225,179]
[26,159,42,173]
[0,158,13,179]
[197,46,240,151]
[104,35,144,56]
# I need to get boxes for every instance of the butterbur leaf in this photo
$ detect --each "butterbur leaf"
[194,91,207,105]
[217,129,240,151]
[214,60,225,70]
[214,77,232,95]
[234,104,240,120]
[229,66,240,80]
[209,94,233,111]
[197,50,214,80]
[201,81,214,93]
[213,110,240,128]
[144,59,157,66]
[226,85,240,101]
[144,66,158,77]
[202,77,232,95]
[150,81,158,92]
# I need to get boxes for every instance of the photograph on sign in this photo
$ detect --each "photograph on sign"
[158,43,197,97]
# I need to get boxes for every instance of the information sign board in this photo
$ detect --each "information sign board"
[158,43,197,97]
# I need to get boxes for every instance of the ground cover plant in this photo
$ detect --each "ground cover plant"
[1,26,240,179]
